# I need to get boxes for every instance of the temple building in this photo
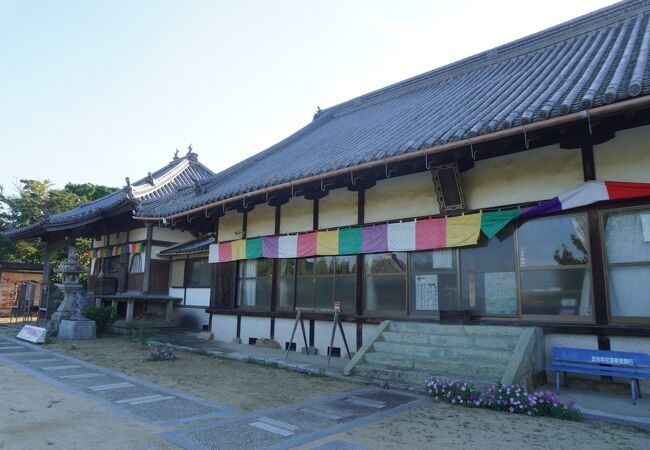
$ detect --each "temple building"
[5,149,215,328]
[130,1,650,381]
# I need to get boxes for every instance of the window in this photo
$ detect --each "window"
[276,259,295,310]
[364,252,407,314]
[236,259,272,309]
[410,250,457,314]
[104,256,120,273]
[92,257,102,276]
[292,256,356,312]
[603,207,650,319]
[129,253,143,274]
[461,226,516,316]
[170,260,185,288]
[518,215,592,317]
[187,258,211,288]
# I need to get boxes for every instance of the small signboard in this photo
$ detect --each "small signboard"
[333,301,341,312]
[415,274,439,311]
[16,324,47,344]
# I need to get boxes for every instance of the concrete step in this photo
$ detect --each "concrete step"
[379,331,518,350]
[364,351,505,378]
[355,362,502,386]
[370,341,511,364]
[387,321,523,338]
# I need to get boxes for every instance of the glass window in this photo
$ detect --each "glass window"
[518,215,592,317]
[603,208,650,318]
[236,259,272,310]
[410,250,457,314]
[461,227,516,316]
[281,256,357,312]
[187,258,211,287]
[129,253,143,274]
[364,253,407,314]
[277,259,296,310]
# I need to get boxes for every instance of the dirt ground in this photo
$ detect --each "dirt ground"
[1,329,649,449]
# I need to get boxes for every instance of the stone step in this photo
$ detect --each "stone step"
[387,321,523,338]
[370,342,512,364]
[364,351,505,378]
[379,331,518,350]
[355,363,502,387]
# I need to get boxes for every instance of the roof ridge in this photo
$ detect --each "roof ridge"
[322,0,650,118]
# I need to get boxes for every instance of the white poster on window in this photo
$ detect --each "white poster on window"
[640,214,650,242]
[484,272,517,315]
[431,249,453,269]
[415,274,438,311]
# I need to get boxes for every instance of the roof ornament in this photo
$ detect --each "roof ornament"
[145,172,155,185]
[313,106,322,120]
[187,143,193,154]
[125,177,134,197]
[191,177,206,195]
[186,143,198,161]
[173,149,180,160]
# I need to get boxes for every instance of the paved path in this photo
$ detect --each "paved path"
[0,336,234,426]
[163,387,427,450]
[0,335,429,449]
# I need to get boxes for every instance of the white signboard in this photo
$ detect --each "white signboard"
[415,274,438,311]
[431,249,453,269]
[16,324,47,344]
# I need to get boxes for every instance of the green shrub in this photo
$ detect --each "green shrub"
[84,306,116,334]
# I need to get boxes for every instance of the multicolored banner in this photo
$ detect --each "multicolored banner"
[208,213,482,263]
[479,180,650,238]
[88,242,145,259]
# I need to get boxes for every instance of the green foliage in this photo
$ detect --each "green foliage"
[0,179,119,278]
[128,324,154,348]
[84,306,116,334]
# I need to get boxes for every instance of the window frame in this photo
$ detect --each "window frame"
[235,259,273,311]
[185,257,212,288]
[600,204,650,325]
[363,252,409,317]
[517,213,594,323]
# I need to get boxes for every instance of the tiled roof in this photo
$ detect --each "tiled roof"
[138,1,650,218]
[5,152,214,238]
[158,237,214,256]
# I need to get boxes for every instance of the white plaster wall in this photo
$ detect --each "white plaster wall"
[280,197,313,234]
[212,314,238,343]
[108,232,128,245]
[240,316,271,344]
[610,336,650,395]
[247,204,276,238]
[462,145,583,210]
[175,306,210,330]
[594,125,650,183]
[313,320,357,357]
[130,228,148,241]
[184,288,211,307]
[168,287,184,299]
[362,323,380,348]
[93,236,107,248]
[219,210,244,242]
[544,334,599,383]
[153,227,194,244]
[274,317,305,351]
[150,245,169,260]
[319,188,358,229]
[365,172,439,223]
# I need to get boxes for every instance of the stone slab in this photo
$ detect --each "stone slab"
[58,319,96,340]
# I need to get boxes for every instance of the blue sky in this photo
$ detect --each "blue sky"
[0,0,618,192]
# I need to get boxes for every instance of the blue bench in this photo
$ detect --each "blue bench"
[547,347,650,405]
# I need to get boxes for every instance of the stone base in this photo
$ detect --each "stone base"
[58,319,96,340]
[50,311,71,325]
[255,338,281,349]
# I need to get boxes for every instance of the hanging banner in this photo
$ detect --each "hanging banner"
[88,242,144,259]
[208,212,482,263]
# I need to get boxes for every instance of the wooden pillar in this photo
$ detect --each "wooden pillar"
[42,241,51,284]
[165,300,174,322]
[356,189,365,350]
[142,223,153,294]
[126,299,134,323]
[581,144,596,181]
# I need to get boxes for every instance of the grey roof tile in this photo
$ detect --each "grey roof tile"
[137,2,650,219]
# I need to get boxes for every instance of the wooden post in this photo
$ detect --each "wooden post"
[126,299,134,323]
[142,223,153,294]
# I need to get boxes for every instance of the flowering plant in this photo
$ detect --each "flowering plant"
[426,379,581,420]
[146,345,177,361]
